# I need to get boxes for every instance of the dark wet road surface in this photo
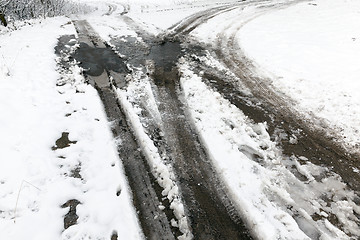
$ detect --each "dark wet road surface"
[109,24,253,239]
[73,42,128,76]
[148,40,252,239]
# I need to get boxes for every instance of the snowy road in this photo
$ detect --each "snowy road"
[69,6,252,239]
[65,0,360,239]
[1,0,359,239]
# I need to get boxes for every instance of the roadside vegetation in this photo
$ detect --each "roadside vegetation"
[0,0,94,27]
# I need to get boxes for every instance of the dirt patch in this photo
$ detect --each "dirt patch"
[61,199,80,230]
[111,231,118,240]
[52,132,77,150]
[55,35,77,56]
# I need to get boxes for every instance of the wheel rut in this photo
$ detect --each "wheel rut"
[70,19,177,240]
[210,4,360,193]
[58,1,359,238]
[177,1,360,236]
[68,5,257,238]
[110,16,253,239]
[148,42,252,239]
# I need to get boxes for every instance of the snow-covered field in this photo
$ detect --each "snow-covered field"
[238,0,360,153]
[0,17,142,240]
[1,0,360,239]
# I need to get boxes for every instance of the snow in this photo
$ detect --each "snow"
[80,4,195,238]
[2,0,360,239]
[179,62,360,239]
[238,0,360,153]
[74,0,243,34]
[115,73,192,240]
[183,2,360,236]
[0,17,142,240]
[126,0,242,32]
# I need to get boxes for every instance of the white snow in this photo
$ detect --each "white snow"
[179,62,360,239]
[2,0,360,239]
[126,0,242,32]
[238,0,360,153]
[0,17,142,240]
[115,73,192,240]
[179,1,360,237]
[74,0,243,34]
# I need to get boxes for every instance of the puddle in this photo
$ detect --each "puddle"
[61,199,80,229]
[110,36,183,73]
[73,42,129,76]
[149,41,183,72]
[147,40,185,88]
[52,132,77,150]
[110,36,149,68]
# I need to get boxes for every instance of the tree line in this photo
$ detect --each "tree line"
[0,0,94,27]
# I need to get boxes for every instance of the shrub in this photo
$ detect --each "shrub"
[0,0,94,25]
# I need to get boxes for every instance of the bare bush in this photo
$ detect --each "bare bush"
[0,0,94,25]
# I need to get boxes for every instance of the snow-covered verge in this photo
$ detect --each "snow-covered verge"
[238,0,360,153]
[179,61,360,239]
[0,17,142,239]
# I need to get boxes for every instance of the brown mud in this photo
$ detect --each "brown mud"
[61,199,80,230]
[52,132,77,150]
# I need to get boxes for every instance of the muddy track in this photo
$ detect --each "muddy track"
[62,1,359,239]
[111,12,253,239]
[168,0,360,235]
[71,20,178,240]
[168,4,239,38]
[148,49,251,239]
[69,3,302,239]
[71,17,252,239]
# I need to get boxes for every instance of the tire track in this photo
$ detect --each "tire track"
[210,1,360,192]
[176,1,360,237]
[111,6,256,238]
[149,61,252,239]
[71,19,178,240]
[69,1,360,239]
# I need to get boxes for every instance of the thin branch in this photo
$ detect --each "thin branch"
[13,180,41,223]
